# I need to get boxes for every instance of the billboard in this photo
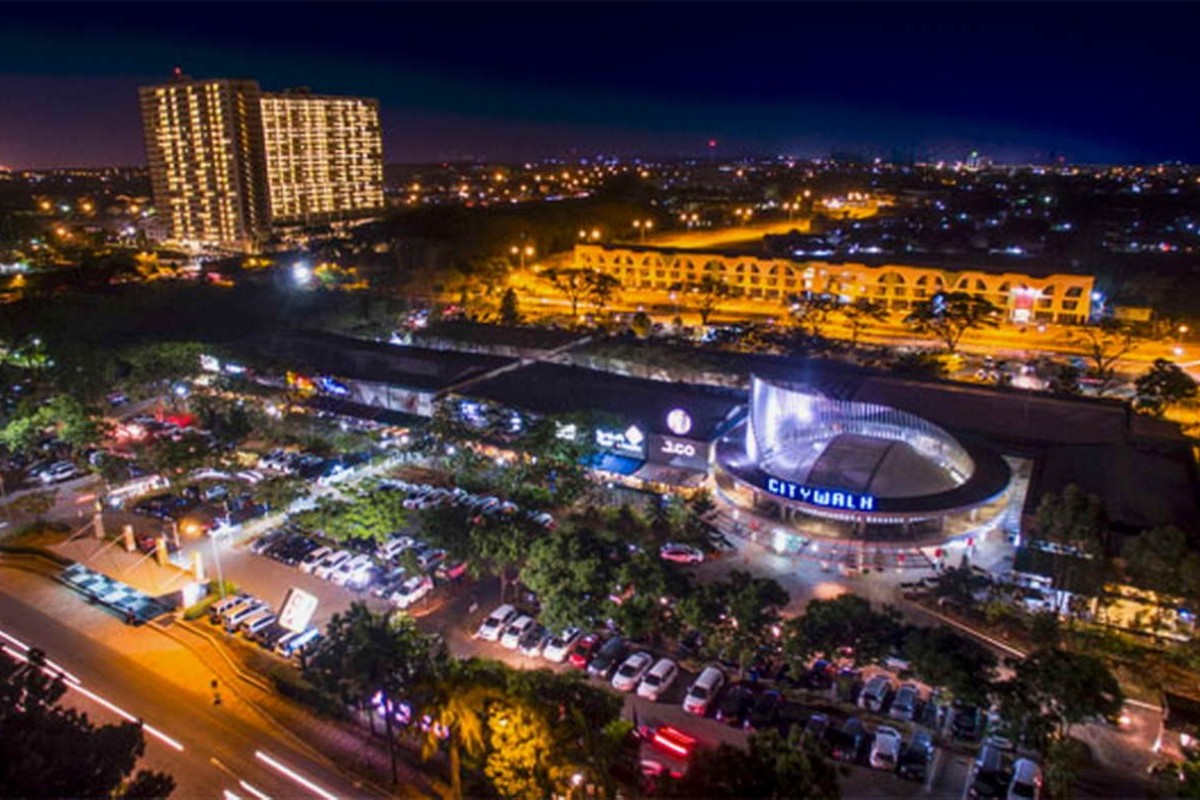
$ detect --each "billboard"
[278,587,319,633]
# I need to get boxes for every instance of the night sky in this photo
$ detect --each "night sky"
[1,2,1197,168]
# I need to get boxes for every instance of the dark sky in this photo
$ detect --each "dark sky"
[1,2,1197,167]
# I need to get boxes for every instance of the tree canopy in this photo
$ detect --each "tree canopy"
[1134,358,1197,417]
[0,648,175,798]
[658,728,839,799]
[783,594,902,666]
[903,291,1002,352]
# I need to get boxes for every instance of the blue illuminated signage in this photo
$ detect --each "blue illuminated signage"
[317,376,351,397]
[765,477,875,511]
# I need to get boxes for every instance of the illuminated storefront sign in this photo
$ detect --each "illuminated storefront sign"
[648,434,708,470]
[666,408,693,436]
[765,476,876,511]
[596,425,645,457]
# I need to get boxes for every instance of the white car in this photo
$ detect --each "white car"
[331,554,372,586]
[683,666,725,715]
[612,651,655,692]
[38,461,80,484]
[500,615,536,649]
[475,604,519,641]
[379,536,414,560]
[858,675,894,712]
[391,575,433,609]
[636,658,679,701]
[298,546,332,574]
[1008,758,1042,800]
[313,550,350,580]
[869,726,902,770]
[541,627,583,663]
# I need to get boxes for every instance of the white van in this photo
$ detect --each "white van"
[107,474,171,508]
[276,627,321,658]
[241,612,278,637]
[224,600,268,632]
[683,665,725,715]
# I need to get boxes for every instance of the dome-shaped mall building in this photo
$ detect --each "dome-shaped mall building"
[715,376,1013,540]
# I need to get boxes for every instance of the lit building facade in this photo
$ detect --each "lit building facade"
[139,77,267,252]
[260,92,384,224]
[574,243,1096,324]
[140,75,385,252]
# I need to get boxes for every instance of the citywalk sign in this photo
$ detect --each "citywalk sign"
[764,476,876,511]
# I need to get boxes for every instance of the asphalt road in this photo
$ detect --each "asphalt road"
[0,565,382,800]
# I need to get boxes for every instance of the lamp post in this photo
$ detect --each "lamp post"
[510,244,535,270]
[632,218,653,243]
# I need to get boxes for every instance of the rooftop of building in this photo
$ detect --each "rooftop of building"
[410,321,588,354]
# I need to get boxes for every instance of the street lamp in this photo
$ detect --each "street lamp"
[510,244,535,270]
[632,218,654,243]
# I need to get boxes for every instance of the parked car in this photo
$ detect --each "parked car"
[518,625,550,658]
[298,545,332,573]
[969,741,1011,800]
[829,717,868,763]
[890,683,921,722]
[682,665,725,716]
[612,651,655,692]
[587,637,628,679]
[659,542,704,564]
[637,658,679,702]
[1008,758,1042,800]
[500,615,537,649]
[897,730,935,781]
[745,690,784,732]
[869,726,902,770]
[802,713,830,742]
[476,604,519,641]
[313,550,351,580]
[37,461,79,484]
[542,627,583,664]
[715,683,756,726]
[392,575,434,609]
[953,702,984,741]
[859,675,894,713]
[568,634,601,669]
[241,612,278,638]
[331,554,373,587]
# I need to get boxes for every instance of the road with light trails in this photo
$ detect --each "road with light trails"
[0,567,386,800]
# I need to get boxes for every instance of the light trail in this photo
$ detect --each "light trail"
[0,639,184,752]
[239,779,273,800]
[255,751,338,800]
[0,627,81,683]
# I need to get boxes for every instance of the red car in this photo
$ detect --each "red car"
[567,633,602,669]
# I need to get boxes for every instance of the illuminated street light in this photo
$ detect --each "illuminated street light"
[510,243,535,270]
[632,218,654,243]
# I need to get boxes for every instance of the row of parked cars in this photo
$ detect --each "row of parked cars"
[380,479,555,528]
[205,593,321,659]
[254,528,463,609]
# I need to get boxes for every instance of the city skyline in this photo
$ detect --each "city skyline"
[2,2,1198,168]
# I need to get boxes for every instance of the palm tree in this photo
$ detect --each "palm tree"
[422,664,503,800]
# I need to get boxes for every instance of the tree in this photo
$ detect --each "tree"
[1047,363,1082,395]
[422,660,504,800]
[992,648,1122,751]
[693,275,729,327]
[522,527,611,632]
[789,294,839,340]
[630,310,652,339]
[904,292,1002,353]
[1135,358,1198,417]
[685,570,789,674]
[658,728,839,799]
[784,594,902,666]
[1034,484,1107,556]
[547,269,592,319]
[0,394,105,456]
[888,350,948,379]
[470,514,536,602]
[587,272,621,316]
[902,625,997,704]
[1069,319,1139,396]
[1122,525,1200,602]
[304,602,446,783]
[0,648,176,798]
[293,488,408,544]
[498,287,521,326]
[838,297,889,347]
[119,341,206,390]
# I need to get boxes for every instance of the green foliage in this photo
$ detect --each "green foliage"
[659,728,840,799]
[522,527,611,632]
[0,394,104,456]
[838,297,889,346]
[904,291,1002,352]
[0,648,176,798]
[498,287,521,326]
[134,431,219,480]
[251,475,308,513]
[784,594,902,666]
[902,625,997,704]
[1029,612,1062,650]
[1070,319,1139,396]
[292,484,407,543]
[993,648,1123,749]
[119,341,206,389]
[1135,358,1198,417]
[190,394,257,445]
[1122,525,1200,600]
[630,310,652,339]
[1034,484,1107,556]
[681,570,788,673]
